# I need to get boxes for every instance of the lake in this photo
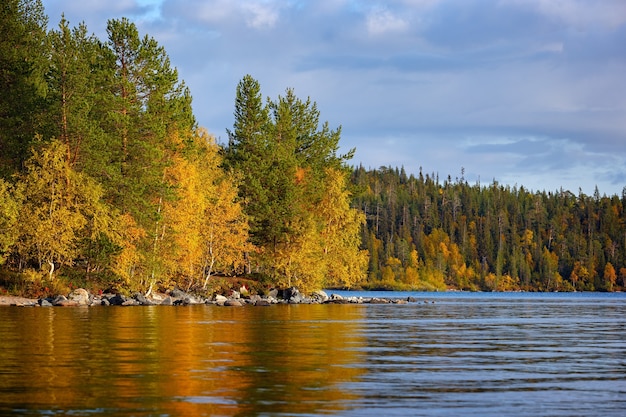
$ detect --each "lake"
[0,292,624,416]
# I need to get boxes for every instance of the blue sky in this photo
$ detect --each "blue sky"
[42,0,626,196]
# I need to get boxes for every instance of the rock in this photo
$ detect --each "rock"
[213,294,227,306]
[68,288,90,306]
[122,298,139,306]
[134,293,154,306]
[101,298,110,306]
[280,287,304,304]
[170,288,187,299]
[267,288,279,299]
[230,290,241,299]
[107,294,126,306]
[407,297,417,303]
[329,293,344,301]
[254,299,271,306]
[224,299,243,307]
[39,298,53,307]
[160,296,173,305]
[311,290,329,304]
[52,295,78,306]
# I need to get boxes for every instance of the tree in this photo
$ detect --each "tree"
[0,179,21,264]
[225,76,361,291]
[603,262,616,292]
[0,0,49,177]
[318,168,368,289]
[47,16,110,173]
[14,140,119,279]
[102,17,195,292]
[162,128,251,291]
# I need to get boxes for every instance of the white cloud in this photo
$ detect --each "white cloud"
[241,2,281,29]
[366,8,409,35]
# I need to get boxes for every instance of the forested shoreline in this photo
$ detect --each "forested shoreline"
[353,166,626,292]
[1,1,624,298]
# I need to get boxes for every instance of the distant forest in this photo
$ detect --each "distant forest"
[1,1,624,297]
[352,166,626,292]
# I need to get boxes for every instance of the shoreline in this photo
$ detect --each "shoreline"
[0,288,415,307]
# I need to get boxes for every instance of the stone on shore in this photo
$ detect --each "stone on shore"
[68,288,90,306]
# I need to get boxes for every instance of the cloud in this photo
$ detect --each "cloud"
[161,0,284,29]
[508,0,626,30]
[40,0,626,195]
[366,8,409,35]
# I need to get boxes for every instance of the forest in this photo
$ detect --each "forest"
[0,0,366,297]
[353,166,626,292]
[1,1,624,298]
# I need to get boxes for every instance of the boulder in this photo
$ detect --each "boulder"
[254,299,271,306]
[38,298,53,307]
[160,296,173,305]
[224,299,243,307]
[213,294,227,306]
[134,293,154,305]
[169,288,187,299]
[311,290,329,304]
[68,288,90,306]
[107,294,127,306]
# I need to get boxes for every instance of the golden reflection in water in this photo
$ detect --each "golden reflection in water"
[0,304,366,416]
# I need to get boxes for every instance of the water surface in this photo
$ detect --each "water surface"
[0,292,624,416]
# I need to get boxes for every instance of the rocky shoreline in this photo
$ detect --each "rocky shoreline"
[0,287,422,307]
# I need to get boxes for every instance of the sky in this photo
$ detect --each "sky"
[41,0,626,196]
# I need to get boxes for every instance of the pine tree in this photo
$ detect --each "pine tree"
[0,0,49,177]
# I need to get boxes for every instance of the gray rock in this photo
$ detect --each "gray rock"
[52,295,78,306]
[170,288,187,299]
[160,296,173,305]
[254,299,271,306]
[249,294,262,303]
[39,299,53,307]
[134,293,154,305]
[311,290,329,303]
[224,299,243,307]
[68,288,90,306]
[267,288,278,299]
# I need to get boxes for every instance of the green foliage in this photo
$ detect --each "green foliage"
[225,76,364,292]
[0,0,49,177]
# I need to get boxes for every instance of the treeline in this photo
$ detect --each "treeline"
[0,1,366,296]
[352,166,626,292]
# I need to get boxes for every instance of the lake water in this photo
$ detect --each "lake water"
[0,292,624,416]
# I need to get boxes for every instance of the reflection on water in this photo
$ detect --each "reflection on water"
[0,293,625,416]
[0,305,365,416]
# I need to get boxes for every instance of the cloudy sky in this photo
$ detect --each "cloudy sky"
[42,0,626,195]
